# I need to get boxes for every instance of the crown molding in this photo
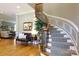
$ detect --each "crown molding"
[16,10,34,15]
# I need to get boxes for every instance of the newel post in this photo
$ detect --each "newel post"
[77,32,79,53]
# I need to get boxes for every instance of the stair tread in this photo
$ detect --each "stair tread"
[47,42,73,49]
[50,30,60,32]
[51,33,66,34]
[47,44,68,49]
[51,36,70,38]
[46,47,71,56]
[46,47,77,55]
[52,47,70,52]
[51,37,70,39]
[51,38,70,41]
[52,42,74,46]
[49,28,58,30]
[52,39,67,42]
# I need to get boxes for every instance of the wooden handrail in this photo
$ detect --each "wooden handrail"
[35,3,49,29]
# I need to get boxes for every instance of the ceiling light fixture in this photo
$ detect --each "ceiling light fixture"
[17,5,20,9]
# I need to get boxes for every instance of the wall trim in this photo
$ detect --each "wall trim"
[4,20,16,24]
[44,12,79,32]
[16,10,34,15]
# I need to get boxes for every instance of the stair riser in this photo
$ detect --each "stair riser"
[51,37,70,39]
[45,48,71,56]
[46,42,70,49]
[52,44,70,49]
[52,39,67,42]
[47,44,69,49]
[51,38,69,42]
[49,28,58,31]
[50,50,71,56]
[50,31,61,33]
[52,42,74,46]
[47,47,71,56]
[51,34,65,37]
[51,47,71,56]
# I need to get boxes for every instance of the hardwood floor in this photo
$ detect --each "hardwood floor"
[0,39,40,56]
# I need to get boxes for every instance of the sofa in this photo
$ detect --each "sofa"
[0,31,10,38]
[0,31,15,39]
[16,33,33,44]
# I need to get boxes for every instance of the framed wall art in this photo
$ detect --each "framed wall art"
[23,22,32,31]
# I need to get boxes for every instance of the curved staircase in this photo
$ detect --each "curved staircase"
[44,26,77,56]
[34,3,79,56]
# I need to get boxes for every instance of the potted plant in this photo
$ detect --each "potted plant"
[35,19,45,31]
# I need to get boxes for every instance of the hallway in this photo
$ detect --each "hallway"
[0,39,40,56]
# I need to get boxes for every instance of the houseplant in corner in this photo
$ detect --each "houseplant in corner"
[35,19,45,41]
[35,19,45,31]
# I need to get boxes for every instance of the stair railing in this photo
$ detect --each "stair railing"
[44,12,79,54]
[35,3,79,55]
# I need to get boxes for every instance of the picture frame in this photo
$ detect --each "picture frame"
[23,22,32,31]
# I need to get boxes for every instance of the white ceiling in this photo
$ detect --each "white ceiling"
[0,3,16,16]
[16,3,34,14]
[0,3,34,22]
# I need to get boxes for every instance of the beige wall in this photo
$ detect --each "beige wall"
[43,3,79,28]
